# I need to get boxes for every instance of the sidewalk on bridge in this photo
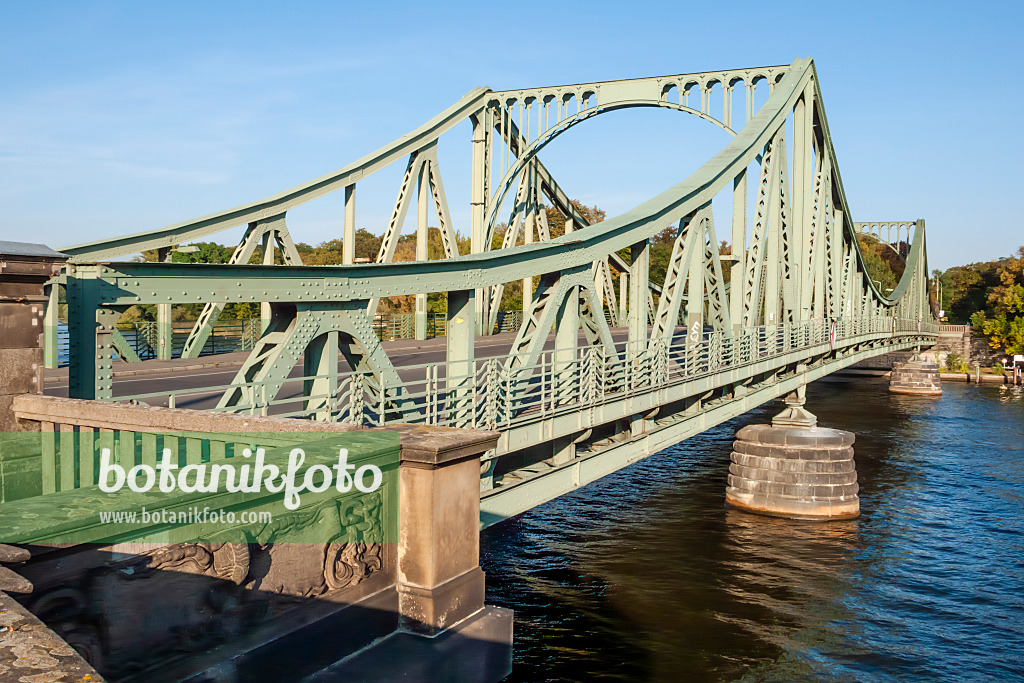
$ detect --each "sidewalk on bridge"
[43,332,522,385]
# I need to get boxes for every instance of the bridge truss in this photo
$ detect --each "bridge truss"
[53,58,937,523]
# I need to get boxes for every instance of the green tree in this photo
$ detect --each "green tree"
[140,241,232,264]
[970,246,1024,353]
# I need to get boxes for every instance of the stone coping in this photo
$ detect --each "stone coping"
[735,424,855,447]
[14,395,365,434]
[384,424,498,467]
[0,591,103,681]
[15,395,498,466]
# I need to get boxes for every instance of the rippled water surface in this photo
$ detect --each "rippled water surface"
[480,377,1024,682]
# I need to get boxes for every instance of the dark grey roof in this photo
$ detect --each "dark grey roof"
[0,242,69,258]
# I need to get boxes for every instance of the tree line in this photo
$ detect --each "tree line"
[937,246,1024,355]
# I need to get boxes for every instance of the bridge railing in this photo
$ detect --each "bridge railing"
[110,315,935,433]
[9,394,375,494]
[50,319,264,367]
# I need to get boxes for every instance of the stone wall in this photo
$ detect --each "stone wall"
[969,334,1007,368]
[848,350,914,370]
[934,325,972,361]
[0,243,66,504]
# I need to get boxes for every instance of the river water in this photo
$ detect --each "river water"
[480,376,1024,682]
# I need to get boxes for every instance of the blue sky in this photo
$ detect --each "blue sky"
[1,1,1020,270]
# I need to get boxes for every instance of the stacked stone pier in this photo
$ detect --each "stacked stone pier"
[889,351,942,395]
[726,389,860,520]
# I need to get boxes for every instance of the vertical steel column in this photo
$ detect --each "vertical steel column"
[765,184,781,334]
[628,241,649,348]
[917,220,927,320]
[791,85,812,321]
[260,233,274,333]
[618,271,628,325]
[156,247,172,360]
[415,166,429,340]
[844,248,857,318]
[685,228,705,378]
[521,169,535,317]
[553,285,579,409]
[628,240,649,436]
[724,86,733,129]
[551,285,579,466]
[470,112,489,335]
[67,265,113,401]
[790,93,808,246]
[343,184,356,265]
[304,330,339,421]
[730,170,747,330]
[686,230,705,336]
[446,289,476,428]
[43,281,62,369]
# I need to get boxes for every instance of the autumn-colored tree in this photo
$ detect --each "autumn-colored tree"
[856,234,900,294]
[544,200,606,239]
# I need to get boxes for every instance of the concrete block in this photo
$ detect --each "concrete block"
[398,567,486,636]
[0,301,45,350]
[396,426,497,637]
[0,347,44,395]
[0,444,43,502]
[0,394,41,432]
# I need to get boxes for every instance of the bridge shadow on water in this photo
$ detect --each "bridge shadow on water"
[481,376,1024,682]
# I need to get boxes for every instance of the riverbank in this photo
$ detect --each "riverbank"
[838,368,1017,383]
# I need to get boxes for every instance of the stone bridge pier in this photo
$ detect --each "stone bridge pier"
[726,384,860,521]
[889,351,942,395]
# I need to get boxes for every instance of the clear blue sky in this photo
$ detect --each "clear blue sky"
[2,1,1019,270]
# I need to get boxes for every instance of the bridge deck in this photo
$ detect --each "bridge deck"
[43,329,577,409]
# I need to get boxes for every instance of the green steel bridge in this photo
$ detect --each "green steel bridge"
[45,57,937,526]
